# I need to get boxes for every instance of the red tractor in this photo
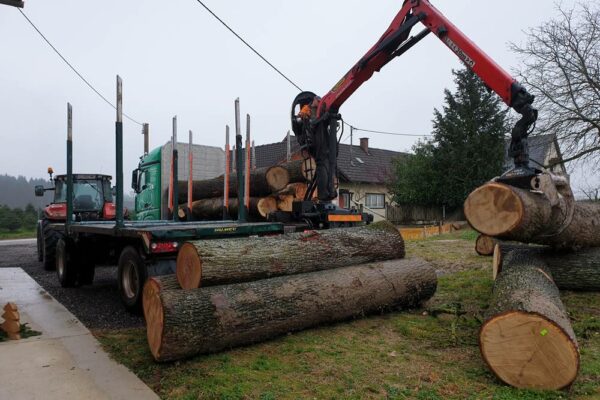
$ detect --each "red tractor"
[35,168,119,271]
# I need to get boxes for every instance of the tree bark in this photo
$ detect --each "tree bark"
[493,243,600,291]
[480,249,580,390]
[475,234,497,256]
[464,178,600,249]
[177,165,289,203]
[144,259,437,362]
[280,159,316,183]
[176,221,405,289]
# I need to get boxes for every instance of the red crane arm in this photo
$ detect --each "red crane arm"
[317,0,519,117]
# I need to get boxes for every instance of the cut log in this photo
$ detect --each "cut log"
[280,159,316,183]
[145,258,437,362]
[480,249,579,390]
[475,234,497,256]
[177,165,289,203]
[465,178,600,249]
[276,194,295,212]
[275,182,308,200]
[178,197,276,221]
[493,243,600,291]
[176,220,405,289]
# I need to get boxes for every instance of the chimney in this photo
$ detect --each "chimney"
[360,137,369,154]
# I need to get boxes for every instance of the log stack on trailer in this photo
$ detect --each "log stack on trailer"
[465,172,600,390]
[142,221,438,362]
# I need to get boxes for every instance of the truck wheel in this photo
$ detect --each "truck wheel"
[78,261,95,286]
[36,222,43,262]
[118,246,148,314]
[56,239,77,287]
[42,220,61,271]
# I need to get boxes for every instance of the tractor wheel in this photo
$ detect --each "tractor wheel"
[117,246,148,314]
[42,219,62,271]
[36,222,43,262]
[56,239,77,287]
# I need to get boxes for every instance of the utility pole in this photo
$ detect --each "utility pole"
[142,123,149,155]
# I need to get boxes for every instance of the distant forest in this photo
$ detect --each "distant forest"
[0,174,53,209]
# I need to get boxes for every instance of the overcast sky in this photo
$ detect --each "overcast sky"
[1,0,594,195]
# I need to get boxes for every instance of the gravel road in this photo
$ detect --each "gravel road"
[0,239,143,330]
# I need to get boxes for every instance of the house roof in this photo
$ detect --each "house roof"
[254,138,406,184]
[504,133,561,170]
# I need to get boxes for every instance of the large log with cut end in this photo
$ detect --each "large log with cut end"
[475,234,497,256]
[176,221,405,289]
[493,243,600,291]
[177,165,289,203]
[480,249,580,390]
[464,180,600,249]
[144,259,437,362]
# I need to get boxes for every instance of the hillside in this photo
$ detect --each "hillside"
[0,174,53,208]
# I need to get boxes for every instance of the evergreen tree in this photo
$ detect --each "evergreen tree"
[391,68,508,208]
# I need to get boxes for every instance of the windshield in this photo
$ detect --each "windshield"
[54,178,110,211]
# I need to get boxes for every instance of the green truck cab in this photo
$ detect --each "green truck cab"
[131,142,225,221]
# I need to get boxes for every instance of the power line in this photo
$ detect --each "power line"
[191,0,430,139]
[18,9,143,126]
[192,0,303,92]
[345,122,431,138]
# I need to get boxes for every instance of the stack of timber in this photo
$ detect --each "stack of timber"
[142,220,438,362]
[175,221,406,289]
[464,173,600,390]
[144,259,437,362]
[178,159,316,221]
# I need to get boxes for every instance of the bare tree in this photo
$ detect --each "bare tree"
[511,2,600,167]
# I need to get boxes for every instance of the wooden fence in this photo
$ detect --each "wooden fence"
[399,223,453,241]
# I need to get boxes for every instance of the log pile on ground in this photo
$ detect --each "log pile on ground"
[465,172,600,390]
[178,159,316,221]
[175,221,405,289]
[144,259,437,362]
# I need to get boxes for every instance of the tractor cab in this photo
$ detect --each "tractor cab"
[35,170,116,221]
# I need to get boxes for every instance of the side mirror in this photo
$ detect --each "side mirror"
[112,186,117,197]
[131,169,139,193]
[34,185,45,197]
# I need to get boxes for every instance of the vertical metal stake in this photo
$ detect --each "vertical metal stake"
[142,123,149,155]
[234,98,246,222]
[187,130,193,221]
[251,140,256,170]
[223,125,230,220]
[115,76,124,228]
[172,116,179,222]
[66,103,73,228]
[244,114,251,212]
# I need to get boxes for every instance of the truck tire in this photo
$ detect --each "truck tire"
[118,246,148,313]
[78,260,95,286]
[36,222,43,262]
[42,220,62,271]
[56,239,77,287]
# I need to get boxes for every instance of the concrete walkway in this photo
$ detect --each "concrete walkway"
[0,268,158,400]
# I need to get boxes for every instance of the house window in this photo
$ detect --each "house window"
[365,193,385,209]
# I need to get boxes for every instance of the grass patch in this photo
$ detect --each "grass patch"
[95,231,600,399]
[0,228,36,240]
